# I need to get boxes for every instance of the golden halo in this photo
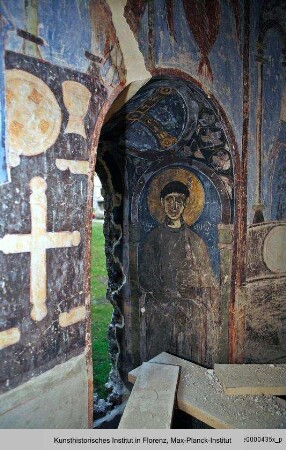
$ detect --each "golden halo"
[147,168,205,226]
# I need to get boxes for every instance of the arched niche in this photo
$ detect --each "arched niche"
[99,75,237,383]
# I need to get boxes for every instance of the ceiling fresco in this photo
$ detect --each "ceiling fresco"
[102,76,234,201]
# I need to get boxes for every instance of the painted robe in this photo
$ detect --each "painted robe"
[139,221,220,366]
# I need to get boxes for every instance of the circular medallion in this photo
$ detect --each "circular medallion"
[263,225,286,273]
[147,168,205,226]
[6,69,62,162]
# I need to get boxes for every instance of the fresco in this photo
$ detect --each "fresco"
[102,76,235,367]
[0,51,106,394]
[88,0,126,87]
[0,0,285,424]
[0,15,13,184]
[271,145,286,220]
[125,0,243,152]
[261,29,284,221]
[0,0,127,187]
[125,0,241,78]
[6,69,62,167]
[104,77,235,205]
[245,222,286,363]
[180,0,221,81]
[139,169,221,365]
[248,0,286,223]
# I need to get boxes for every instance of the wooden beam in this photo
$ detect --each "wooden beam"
[119,362,179,429]
[128,353,286,429]
[214,363,286,396]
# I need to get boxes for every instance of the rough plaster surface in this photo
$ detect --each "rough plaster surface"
[247,222,286,281]
[0,353,88,429]
[244,279,286,363]
[242,222,286,363]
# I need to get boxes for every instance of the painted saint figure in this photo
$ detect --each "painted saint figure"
[140,180,220,366]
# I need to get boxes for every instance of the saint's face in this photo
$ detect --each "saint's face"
[161,192,187,221]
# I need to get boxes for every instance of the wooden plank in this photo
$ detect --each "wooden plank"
[128,353,286,429]
[119,362,179,429]
[214,363,286,396]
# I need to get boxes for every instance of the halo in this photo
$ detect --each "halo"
[147,168,205,225]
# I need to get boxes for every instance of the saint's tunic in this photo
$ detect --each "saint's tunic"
[139,222,220,365]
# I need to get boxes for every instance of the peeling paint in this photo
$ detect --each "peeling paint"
[59,306,86,328]
[0,327,20,350]
[55,159,89,176]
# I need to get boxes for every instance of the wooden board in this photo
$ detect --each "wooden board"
[119,362,179,429]
[128,353,286,429]
[214,363,286,396]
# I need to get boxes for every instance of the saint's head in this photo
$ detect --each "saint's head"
[160,181,189,228]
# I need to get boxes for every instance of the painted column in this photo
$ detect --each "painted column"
[22,0,42,58]
[218,224,234,362]
[253,42,267,223]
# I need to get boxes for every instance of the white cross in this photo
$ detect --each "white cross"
[0,176,81,321]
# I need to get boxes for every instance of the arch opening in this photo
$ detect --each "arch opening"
[91,74,238,425]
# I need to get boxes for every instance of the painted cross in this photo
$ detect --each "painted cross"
[0,176,81,321]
